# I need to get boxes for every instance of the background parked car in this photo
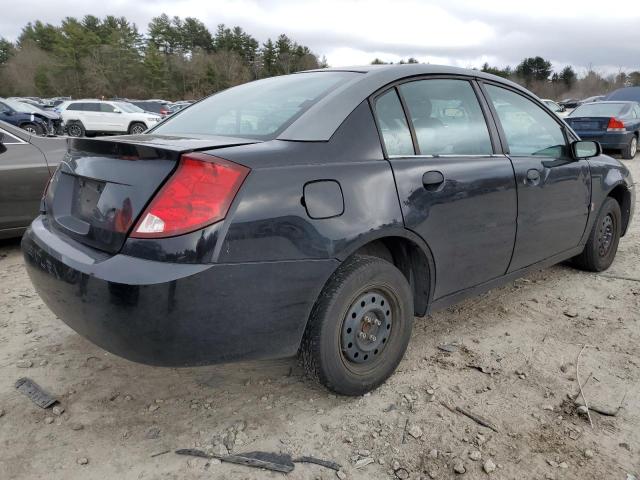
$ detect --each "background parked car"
[565,101,640,159]
[605,86,640,104]
[580,95,605,104]
[0,121,66,238]
[128,100,172,117]
[57,100,162,137]
[542,99,568,117]
[0,98,61,136]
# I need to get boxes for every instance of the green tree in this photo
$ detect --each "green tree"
[559,65,576,89]
[515,56,552,85]
[0,38,15,65]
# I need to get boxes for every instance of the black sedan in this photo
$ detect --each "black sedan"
[22,65,635,395]
[565,101,640,159]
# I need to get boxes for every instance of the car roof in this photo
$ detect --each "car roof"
[278,64,531,141]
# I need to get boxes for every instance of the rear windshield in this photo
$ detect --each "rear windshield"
[570,103,630,117]
[152,71,358,139]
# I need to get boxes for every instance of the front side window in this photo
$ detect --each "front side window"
[485,84,567,157]
[66,103,83,111]
[153,71,359,139]
[373,89,414,156]
[100,103,116,113]
[399,79,493,155]
[84,103,100,112]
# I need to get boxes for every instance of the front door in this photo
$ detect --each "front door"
[481,83,591,271]
[372,78,517,299]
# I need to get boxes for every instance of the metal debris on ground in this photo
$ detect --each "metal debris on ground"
[15,377,57,408]
[438,344,458,353]
[175,449,295,473]
[293,456,341,471]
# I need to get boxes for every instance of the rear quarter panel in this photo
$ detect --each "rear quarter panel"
[211,101,405,263]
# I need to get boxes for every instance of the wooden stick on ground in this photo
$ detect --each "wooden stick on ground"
[576,344,594,429]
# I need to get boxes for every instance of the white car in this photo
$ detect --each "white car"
[56,100,162,137]
[542,99,569,118]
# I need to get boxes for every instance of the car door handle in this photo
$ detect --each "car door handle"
[526,169,541,181]
[422,171,445,189]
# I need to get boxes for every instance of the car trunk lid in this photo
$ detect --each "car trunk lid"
[45,135,257,253]
[565,116,612,132]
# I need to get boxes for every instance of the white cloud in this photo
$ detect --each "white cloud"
[1,0,639,73]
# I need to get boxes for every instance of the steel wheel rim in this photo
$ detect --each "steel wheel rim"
[341,290,393,365]
[631,137,638,157]
[131,125,145,134]
[597,213,614,257]
[24,126,37,134]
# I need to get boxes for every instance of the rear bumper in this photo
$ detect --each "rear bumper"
[22,216,338,366]
[578,131,634,149]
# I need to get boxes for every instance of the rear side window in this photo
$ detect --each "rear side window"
[485,84,567,157]
[374,89,414,156]
[399,79,493,155]
[84,103,100,112]
[153,71,358,139]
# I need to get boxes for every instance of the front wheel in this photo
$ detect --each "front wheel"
[573,197,621,272]
[128,122,147,135]
[622,135,637,160]
[66,121,85,137]
[300,255,414,396]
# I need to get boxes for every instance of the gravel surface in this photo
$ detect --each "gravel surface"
[0,157,638,480]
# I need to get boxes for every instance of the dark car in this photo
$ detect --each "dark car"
[565,101,640,159]
[0,121,66,239]
[605,86,640,103]
[22,65,635,395]
[129,100,172,117]
[0,98,50,136]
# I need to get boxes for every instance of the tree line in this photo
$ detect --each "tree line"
[0,14,326,100]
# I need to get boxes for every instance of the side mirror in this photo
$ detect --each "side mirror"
[572,140,601,159]
[0,133,6,154]
[113,108,121,114]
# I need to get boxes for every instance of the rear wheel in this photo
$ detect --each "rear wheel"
[66,121,85,137]
[300,255,414,396]
[128,122,147,135]
[573,197,621,271]
[21,123,44,136]
[622,135,637,160]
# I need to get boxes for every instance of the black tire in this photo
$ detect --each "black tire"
[573,197,622,272]
[128,122,147,135]
[300,255,414,396]
[621,135,638,160]
[21,123,44,136]
[66,121,85,137]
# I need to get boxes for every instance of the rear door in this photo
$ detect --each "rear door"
[0,125,50,232]
[480,82,591,271]
[82,103,102,131]
[373,77,517,299]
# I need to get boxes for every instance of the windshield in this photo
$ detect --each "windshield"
[152,71,359,139]
[116,102,145,113]
[570,103,630,117]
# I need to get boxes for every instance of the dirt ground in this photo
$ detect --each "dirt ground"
[0,157,638,480]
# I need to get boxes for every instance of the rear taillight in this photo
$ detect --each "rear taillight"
[607,117,625,132]
[131,152,249,238]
